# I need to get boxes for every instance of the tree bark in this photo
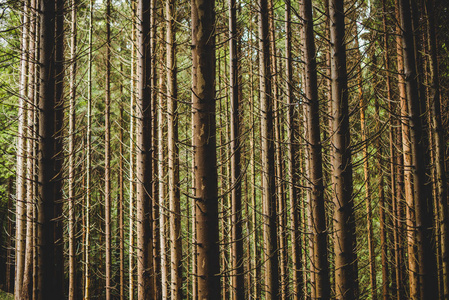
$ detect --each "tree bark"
[68,0,77,298]
[425,1,449,298]
[105,0,112,298]
[328,0,357,298]
[136,0,154,298]
[302,0,331,298]
[191,0,220,298]
[15,1,30,297]
[36,0,64,298]
[258,0,279,297]
[398,0,438,299]
[286,2,302,299]
[229,0,244,298]
[166,0,182,297]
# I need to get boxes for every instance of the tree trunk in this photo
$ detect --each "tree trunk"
[105,0,112,298]
[84,1,93,298]
[286,2,302,299]
[129,1,136,299]
[425,1,449,298]
[68,0,77,298]
[136,0,154,298]
[36,0,64,298]
[258,0,279,297]
[229,0,244,298]
[22,0,36,296]
[191,0,220,298]
[302,0,331,298]
[398,0,438,298]
[328,0,357,298]
[15,1,30,297]
[166,0,182,297]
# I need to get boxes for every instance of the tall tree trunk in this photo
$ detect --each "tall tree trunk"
[166,0,182,297]
[36,0,64,298]
[191,0,220,298]
[84,1,93,297]
[425,1,449,298]
[258,0,279,297]
[136,0,154,298]
[328,0,357,298]
[398,0,438,298]
[68,0,77,298]
[119,107,125,300]
[128,1,136,299]
[381,1,398,298]
[22,0,36,296]
[394,2,419,297]
[302,0,331,298]
[229,0,244,298]
[286,2,302,299]
[105,0,112,298]
[15,1,30,297]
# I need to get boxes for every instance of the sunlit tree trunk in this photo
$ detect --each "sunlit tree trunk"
[166,0,182,297]
[398,0,438,298]
[15,2,30,297]
[191,0,220,297]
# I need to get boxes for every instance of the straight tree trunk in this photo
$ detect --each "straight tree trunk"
[22,0,36,296]
[394,2,419,297]
[36,0,64,298]
[105,0,112,298]
[354,27,377,300]
[258,0,279,297]
[328,0,357,298]
[302,0,331,298]
[166,0,182,298]
[398,1,438,299]
[15,1,30,297]
[6,177,13,293]
[191,0,220,297]
[229,0,244,298]
[158,61,168,300]
[136,0,154,298]
[68,0,77,298]
[424,1,449,298]
[84,1,93,297]
[129,1,136,299]
[286,2,302,299]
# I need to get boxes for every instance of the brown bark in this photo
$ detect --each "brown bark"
[286,2,302,299]
[302,0,331,298]
[425,1,449,298]
[329,0,357,298]
[15,1,30,297]
[128,1,136,299]
[68,0,77,298]
[229,0,244,298]
[398,0,438,299]
[166,0,182,297]
[258,0,279,297]
[191,0,220,298]
[105,0,112,298]
[136,0,154,298]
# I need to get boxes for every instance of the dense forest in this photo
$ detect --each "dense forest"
[0,0,449,299]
